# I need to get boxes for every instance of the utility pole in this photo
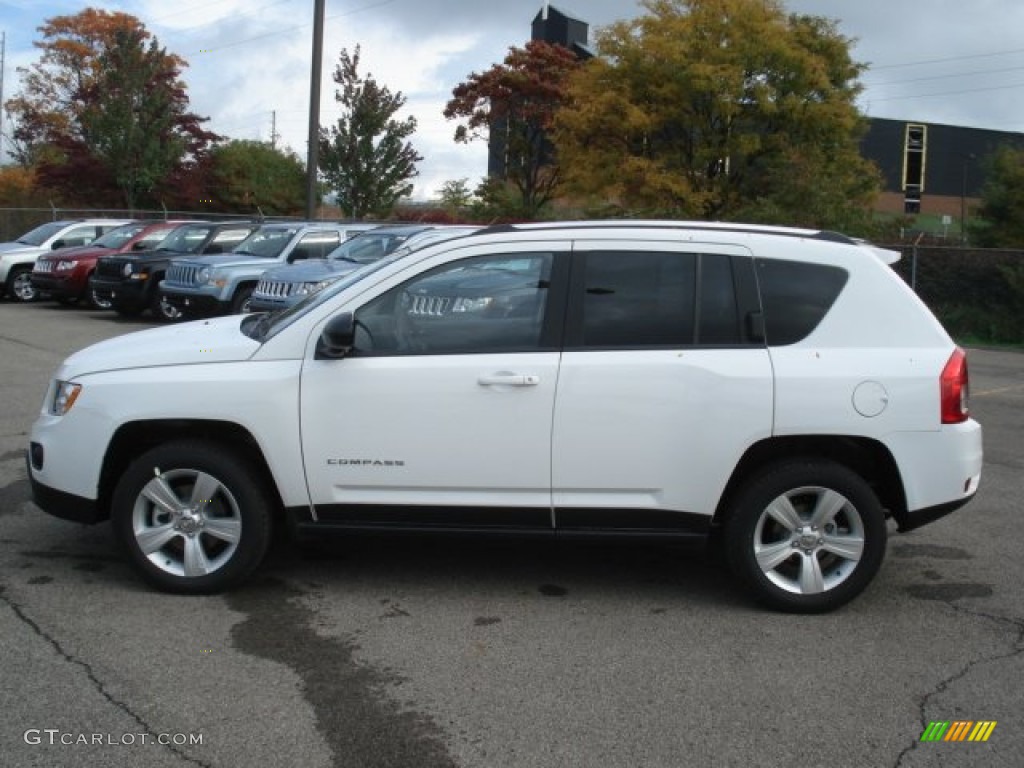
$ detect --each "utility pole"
[271,110,279,150]
[1,31,6,165]
[305,0,325,220]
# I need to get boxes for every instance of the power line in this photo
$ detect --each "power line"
[869,80,1024,103]
[870,46,1024,71]
[865,63,1024,88]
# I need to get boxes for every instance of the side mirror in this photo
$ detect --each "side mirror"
[51,240,65,250]
[316,312,355,359]
[132,241,149,251]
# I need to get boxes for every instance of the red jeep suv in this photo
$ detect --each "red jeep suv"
[31,221,190,308]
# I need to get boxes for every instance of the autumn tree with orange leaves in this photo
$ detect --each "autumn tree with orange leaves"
[445,40,582,218]
[5,7,217,208]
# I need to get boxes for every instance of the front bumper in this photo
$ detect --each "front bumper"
[90,275,148,309]
[160,285,227,314]
[26,450,104,524]
[30,272,81,300]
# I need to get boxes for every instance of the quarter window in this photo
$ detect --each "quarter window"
[756,259,849,345]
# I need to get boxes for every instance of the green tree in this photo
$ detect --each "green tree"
[438,178,473,213]
[552,0,880,229]
[971,146,1024,247]
[4,8,216,207]
[445,40,581,219]
[205,140,307,215]
[318,46,422,219]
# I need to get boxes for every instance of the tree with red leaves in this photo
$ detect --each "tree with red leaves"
[5,8,217,208]
[444,40,581,218]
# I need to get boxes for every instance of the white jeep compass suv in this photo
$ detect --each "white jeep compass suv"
[27,222,982,612]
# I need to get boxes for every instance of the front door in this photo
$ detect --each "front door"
[299,245,567,528]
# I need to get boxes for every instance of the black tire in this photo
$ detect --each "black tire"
[86,279,113,310]
[723,460,887,613]
[6,266,38,302]
[231,285,254,314]
[111,441,273,594]
[150,289,183,322]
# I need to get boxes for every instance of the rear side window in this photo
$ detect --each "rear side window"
[756,259,848,345]
[581,251,696,347]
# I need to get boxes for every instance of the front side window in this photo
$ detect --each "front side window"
[59,225,102,248]
[353,252,555,355]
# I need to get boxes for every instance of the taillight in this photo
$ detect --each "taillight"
[940,347,969,424]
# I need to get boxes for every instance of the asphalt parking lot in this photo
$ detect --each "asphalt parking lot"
[1,299,1022,768]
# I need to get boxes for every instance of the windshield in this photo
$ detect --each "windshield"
[242,250,409,343]
[159,224,215,253]
[233,227,299,257]
[16,221,68,246]
[326,231,412,264]
[90,223,148,249]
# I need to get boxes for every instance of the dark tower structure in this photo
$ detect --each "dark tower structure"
[487,5,592,177]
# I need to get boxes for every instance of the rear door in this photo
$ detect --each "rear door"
[551,240,774,531]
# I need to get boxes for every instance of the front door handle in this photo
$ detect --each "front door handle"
[477,372,540,387]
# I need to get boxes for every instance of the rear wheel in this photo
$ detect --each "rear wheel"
[112,441,273,594]
[724,460,887,613]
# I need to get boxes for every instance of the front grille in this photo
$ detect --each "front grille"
[166,263,199,285]
[254,279,294,299]
[33,261,55,274]
[408,295,451,316]
[96,259,126,279]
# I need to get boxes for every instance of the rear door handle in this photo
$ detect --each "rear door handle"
[477,373,540,387]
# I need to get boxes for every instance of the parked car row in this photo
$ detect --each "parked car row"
[1,218,479,323]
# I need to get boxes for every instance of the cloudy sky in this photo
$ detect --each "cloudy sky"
[2,0,1024,199]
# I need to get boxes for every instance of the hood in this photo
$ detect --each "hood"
[58,315,260,380]
[0,242,45,259]
[37,244,110,262]
[179,253,278,269]
[261,260,359,283]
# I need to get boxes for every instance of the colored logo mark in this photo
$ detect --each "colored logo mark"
[920,721,997,742]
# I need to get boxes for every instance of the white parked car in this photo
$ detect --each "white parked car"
[0,219,133,301]
[27,221,982,612]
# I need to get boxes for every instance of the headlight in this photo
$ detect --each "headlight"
[122,263,133,277]
[56,260,75,272]
[197,267,211,283]
[295,279,334,296]
[49,381,82,415]
[451,297,494,313]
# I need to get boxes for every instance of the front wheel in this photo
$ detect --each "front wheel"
[231,285,254,314]
[150,290,182,322]
[6,266,38,302]
[724,460,887,613]
[112,441,273,593]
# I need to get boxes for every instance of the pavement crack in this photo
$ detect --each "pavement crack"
[893,602,1024,767]
[0,585,213,768]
